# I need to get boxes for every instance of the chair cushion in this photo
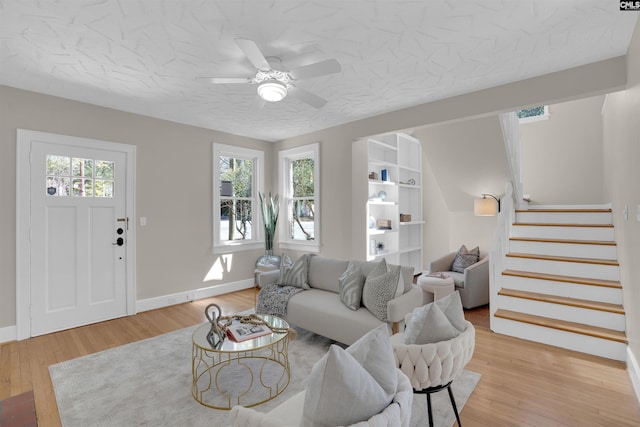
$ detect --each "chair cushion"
[338,261,366,311]
[452,245,479,273]
[307,255,350,293]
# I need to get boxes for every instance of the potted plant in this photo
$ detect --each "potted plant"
[256,192,281,268]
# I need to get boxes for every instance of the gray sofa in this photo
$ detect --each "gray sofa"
[428,251,489,309]
[257,255,423,345]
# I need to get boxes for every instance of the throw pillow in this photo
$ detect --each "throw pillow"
[338,261,366,311]
[452,245,480,273]
[403,302,460,345]
[362,264,401,322]
[301,345,392,427]
[346,324,397,398]
[280,254,311,289]
[435,291,466,332]
[230,405,290,427]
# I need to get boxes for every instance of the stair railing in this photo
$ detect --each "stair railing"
[489,182,515,325]
[499,112,527,210]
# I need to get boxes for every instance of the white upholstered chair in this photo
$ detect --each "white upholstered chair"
[391,320,475,427]
[428,251,489,309]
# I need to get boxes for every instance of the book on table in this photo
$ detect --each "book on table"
[224,321,273,342]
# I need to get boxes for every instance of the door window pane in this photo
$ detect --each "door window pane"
[72,158,93,177]
[72,178,93,197]
[46,176,70,196]
[95,160,114,179]
[46,155,70,176]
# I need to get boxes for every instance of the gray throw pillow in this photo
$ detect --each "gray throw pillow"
[280,254,311,289]
[452,245,480,273]
[435,291,466,332]
[338,261,366,311]
[362,264,401,322]
[403,302,460,345]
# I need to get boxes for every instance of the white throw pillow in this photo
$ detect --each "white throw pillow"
[346,324,397,398]
[301,345,392,427]
[434,291,466,332]
[280,254,311,289]
[230,405,294,427]
[403,302,460,345]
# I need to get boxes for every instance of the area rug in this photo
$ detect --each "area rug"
[50,325,480,427]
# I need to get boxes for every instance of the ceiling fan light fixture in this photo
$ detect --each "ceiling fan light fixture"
[257,81,287,102]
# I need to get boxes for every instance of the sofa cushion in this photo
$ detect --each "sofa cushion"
[339,261,366,311]
[452,245,479,273]
[362,263,401,322]
[280,254,311,289]
[307,256,349,293]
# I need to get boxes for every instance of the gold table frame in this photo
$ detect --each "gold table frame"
[191,314,290,410]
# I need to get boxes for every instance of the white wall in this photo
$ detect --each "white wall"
[520,95,606,205]
[602,19,640,384]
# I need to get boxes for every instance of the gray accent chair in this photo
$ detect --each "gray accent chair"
[427,251,489,309]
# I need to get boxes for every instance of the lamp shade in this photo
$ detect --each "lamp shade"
[474,197,497,216]
[257,81,287,102]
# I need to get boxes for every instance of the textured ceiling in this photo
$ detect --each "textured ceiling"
[0,1,637,141]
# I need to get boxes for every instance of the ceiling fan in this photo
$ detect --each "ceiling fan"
[210,38,342,108]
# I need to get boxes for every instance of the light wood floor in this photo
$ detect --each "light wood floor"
[1,288,639,426]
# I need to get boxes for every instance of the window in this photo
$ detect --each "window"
[46,155,114,197]
[279,143,320,251]
[213,143,264,253]
[517,105,549,123]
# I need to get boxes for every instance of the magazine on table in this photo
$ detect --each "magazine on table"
[223,320,272,342]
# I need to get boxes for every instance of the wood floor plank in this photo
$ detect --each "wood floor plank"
[1,288,638,426]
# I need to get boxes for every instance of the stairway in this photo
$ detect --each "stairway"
[491,207,628,361]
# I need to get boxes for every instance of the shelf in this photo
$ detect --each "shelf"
[369,179,397,186]
[367,251,399,261]
[369,139,397,151]
[398,184,420,189]
[399,220,425,226]
[367,200,396,205]
[399,165,420,173]
[368,228,397,235]
[399,246,422,254]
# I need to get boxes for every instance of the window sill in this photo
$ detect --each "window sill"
[279,241,320,253]
[212,241,263,254]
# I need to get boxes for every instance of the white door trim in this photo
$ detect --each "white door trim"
[16,129,137,340]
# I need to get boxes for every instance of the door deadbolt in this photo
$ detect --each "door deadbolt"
[117,228,124,235]
[113,237,124,246]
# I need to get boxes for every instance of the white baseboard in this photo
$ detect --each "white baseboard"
[0,279,256,344]
[136,278,255,313]
[0,325,17,344]
[627,347,640,405]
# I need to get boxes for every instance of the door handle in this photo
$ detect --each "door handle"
[112,237,124,246]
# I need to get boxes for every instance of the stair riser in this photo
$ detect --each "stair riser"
[505,257,620,281]
[511,225,614,241]
[491,316,627,361]
[509,240,617,260]
[497,295,625,331]
[515,211,612,225]
[501,275,623,305]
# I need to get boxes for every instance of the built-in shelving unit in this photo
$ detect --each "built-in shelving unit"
[352,133,423,272]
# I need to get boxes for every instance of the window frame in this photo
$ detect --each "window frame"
[278,143,320,252]
[212,143,264,253]
[518,105,550,123]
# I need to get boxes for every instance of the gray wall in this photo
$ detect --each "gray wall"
[520,95,606,205]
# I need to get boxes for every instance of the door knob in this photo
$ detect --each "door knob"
[112,237,124,246]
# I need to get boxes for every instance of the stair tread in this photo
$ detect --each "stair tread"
[509,237,616,246]
[506,252,619,266]
[513,222,613,228]
[494,309,627,343]
[498,288,625,314]
[502,269,622,288]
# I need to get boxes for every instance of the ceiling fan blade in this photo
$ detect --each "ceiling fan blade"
[289,59,341,80]
[210,77,252,84]
[235,38,271,71]
[289,86,327,109]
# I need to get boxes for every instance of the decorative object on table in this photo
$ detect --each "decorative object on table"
[256,192,281,269]
[368,171,378,180]
[217,313,295,340]
[400,213,412,222]
[381,168,388,181]
[376,219,392,230]
[377,190,387,200]
[407,178,415,185]
[204,303,225,349]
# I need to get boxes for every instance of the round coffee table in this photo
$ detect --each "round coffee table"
[191,314,290,409]
[417,274,455,302]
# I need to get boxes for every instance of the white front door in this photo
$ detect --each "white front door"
[16,130,136,338]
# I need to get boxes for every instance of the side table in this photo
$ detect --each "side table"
[417,274,455,302]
